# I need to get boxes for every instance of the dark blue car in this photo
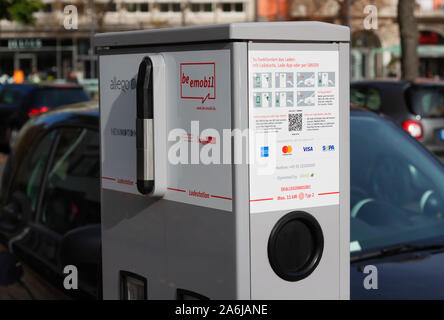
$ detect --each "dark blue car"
[350,108,444,299]
[1,104,444,299]
[0,83,90,151]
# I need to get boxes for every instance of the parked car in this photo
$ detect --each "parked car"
[0,101,100,299]
[351,80,444,155]
[350,108,444,299]
[1,103,444,299]
[0,83,90,151]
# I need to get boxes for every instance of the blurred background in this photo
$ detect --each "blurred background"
[0,0,443,90]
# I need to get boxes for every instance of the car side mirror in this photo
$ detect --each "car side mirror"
[0,251,23,286]
[59,224,101,285]
[0,191,32,232]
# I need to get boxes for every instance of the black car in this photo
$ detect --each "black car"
[0,83,90,151]
[351,80,444,155]
[1,103,444,299]
[0,101,100,299]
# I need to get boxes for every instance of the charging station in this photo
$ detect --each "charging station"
[95,21,350,300]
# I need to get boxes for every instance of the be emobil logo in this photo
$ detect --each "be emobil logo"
[180,62,216,103]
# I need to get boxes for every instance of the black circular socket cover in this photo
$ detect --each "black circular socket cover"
[268,211,324,282]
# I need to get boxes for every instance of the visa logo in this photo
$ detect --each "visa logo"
[303,146,313,152]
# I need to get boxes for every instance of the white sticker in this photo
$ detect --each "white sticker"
[350,241,362,252]
[248,49,340,213]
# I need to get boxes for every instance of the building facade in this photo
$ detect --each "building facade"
[285,0,444,80]
[0,0,255,80]
[1,0,444,81]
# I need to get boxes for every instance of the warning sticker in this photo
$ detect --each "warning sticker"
[248,49,340,213]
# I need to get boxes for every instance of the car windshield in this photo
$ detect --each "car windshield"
[407,85,444,118]
[32,88,89,108]
[351,111,444,254]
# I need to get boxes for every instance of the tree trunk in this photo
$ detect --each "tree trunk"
[398,0,419,81]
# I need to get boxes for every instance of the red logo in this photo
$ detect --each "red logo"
[180,63,216,104]
[282,145,292,154]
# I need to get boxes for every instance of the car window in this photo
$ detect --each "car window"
[351,113,444,254]
[350,87,366,107]
[350,86,381,112]
[407,86,444,118]
[40,128,100,234]
[10,131,57,211]
[365,88,381,111]
[32,89,90,108]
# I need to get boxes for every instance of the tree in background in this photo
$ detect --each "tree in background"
[398,0,419,81]
[0,0,43,24]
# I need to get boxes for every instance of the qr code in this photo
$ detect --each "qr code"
[289,113,302,131]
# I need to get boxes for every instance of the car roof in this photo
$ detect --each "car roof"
[21,100,99,134]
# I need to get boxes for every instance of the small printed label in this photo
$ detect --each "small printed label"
[248,49,340,213]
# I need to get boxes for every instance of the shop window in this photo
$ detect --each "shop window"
[191,3,213,12]
[43,4,52,12]
[159,3,169,12]
[126,3,137,12]
[159,3,181,12]
[222,3,244,12]
[140,3,149,11]
[222,3,231,12]
[234,2,243,12]
[108,3,117,12]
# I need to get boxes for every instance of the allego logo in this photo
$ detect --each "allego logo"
[180,63,215,103]
[110,76,136,93]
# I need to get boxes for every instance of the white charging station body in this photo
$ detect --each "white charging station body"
[96,22,350,299]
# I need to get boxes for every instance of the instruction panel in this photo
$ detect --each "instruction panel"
[248,48,340,213]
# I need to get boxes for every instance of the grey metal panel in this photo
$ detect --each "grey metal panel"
[101,190,237,299]
[94,22,350,48]
[338,42,350,300]
[100,42,238,299]
[230,42,251,299]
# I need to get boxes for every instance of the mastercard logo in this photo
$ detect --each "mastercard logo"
[282,145,292,154]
